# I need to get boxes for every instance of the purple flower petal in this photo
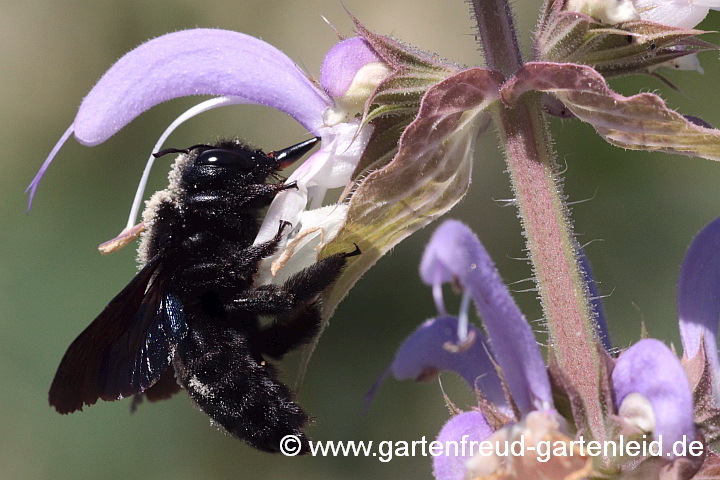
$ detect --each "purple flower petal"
[420,220,552,413]
[28,29,332,208]
[390,316,506,407]
[433,411,492,480]
[677,217,720,400]
[75,29,330,145]
[320,37,381,98]
[578,248,611,351]
[678,218,720,357]
[612,338,694,456]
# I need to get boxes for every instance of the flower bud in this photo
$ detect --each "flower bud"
[320,37,391,125]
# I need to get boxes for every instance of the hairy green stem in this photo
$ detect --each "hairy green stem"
[470,0,605,439]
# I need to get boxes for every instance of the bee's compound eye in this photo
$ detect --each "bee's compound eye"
[195,149,255,168]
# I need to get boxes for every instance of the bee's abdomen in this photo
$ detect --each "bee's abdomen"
[173,321,310,453]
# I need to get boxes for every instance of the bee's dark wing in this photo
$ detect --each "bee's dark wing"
[49,256,187,414]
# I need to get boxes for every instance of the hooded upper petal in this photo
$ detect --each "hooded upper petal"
[677,217,720,400]
[319,37,389,126]
[420,220,552,413]
[28,29,334,209]
[612,338,694,457]
[75,29,331,145]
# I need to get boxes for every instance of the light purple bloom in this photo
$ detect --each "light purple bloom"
[678,217,720,402]
[612,338,694,457]
[432,411,492,480]
[420,220,552,413]
[30,29,384,282]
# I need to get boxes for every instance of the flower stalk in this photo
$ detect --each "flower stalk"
[473,0,604,440]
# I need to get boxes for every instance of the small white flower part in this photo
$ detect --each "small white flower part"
[618,392,657,433]
[465,410,590,480]
[320,37,390,126]
[262,204,350,284]
[635,0,720,28]
[253,119,373,284]
[323,62,392,126]
[566,0,640,24]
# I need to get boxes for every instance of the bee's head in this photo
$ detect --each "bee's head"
[170,137,319,192]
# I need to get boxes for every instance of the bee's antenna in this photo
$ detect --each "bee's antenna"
[152,147,190,158]
[153,144,215,158]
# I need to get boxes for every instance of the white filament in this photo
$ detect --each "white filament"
[125,96,251,230]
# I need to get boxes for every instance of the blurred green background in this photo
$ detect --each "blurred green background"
[2,1,719,478]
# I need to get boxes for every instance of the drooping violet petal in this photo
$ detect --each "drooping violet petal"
[420,220,552,413]
[74,29,331,146]
[677,217,720,400]
[390,316,507,408]
[577,248,611,351]
[611,338,694,456]
[432,411,492,480]
[634,0,719,29]
[320,37,382,97]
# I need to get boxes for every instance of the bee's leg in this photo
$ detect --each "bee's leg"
[257,301,322,359]
[226,246,360,315]
[228,220,292,272]
[174,322,310,454]
[178,221,292,289]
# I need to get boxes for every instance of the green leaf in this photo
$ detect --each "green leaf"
[502,62,720,161]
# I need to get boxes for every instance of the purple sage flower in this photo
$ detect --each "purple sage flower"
[418,219,553,413]
[371,219,554,414]
[30,29,387,281]
[612,338,695,457]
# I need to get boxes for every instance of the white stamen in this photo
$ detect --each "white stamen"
[432,281,446,316]
[457,288,471,343]
[125,96,251,230]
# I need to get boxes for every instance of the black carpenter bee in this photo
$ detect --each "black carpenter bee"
[49,136,358,453]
